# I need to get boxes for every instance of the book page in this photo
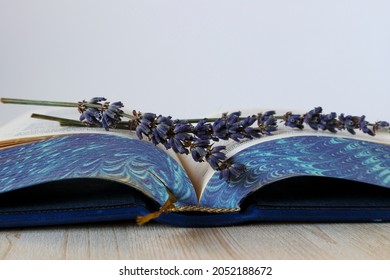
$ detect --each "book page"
[0,108,198,206]
[196,124,390,205]
[177,153,214,199]
[176,108,390,202]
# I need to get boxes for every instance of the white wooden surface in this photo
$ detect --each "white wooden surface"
[1,222,389,259]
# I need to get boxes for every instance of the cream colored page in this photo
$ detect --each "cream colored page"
[177,153,213,199]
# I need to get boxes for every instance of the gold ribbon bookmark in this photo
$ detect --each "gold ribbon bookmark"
[136,185,177,225]
[136,172,240,225]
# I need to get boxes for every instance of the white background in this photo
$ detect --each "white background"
[1,0,389,125]
[1,260,390,280]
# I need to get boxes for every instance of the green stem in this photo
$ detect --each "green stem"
[121,112,134,119]
[1,97,78,107]
[31,113,131,130]
[31,113,87,126]
[2,97,134,119]
[185,115,285,123]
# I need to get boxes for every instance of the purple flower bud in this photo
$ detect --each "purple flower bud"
[284,113,304,129]
[89,97,107,103]
[169,137,189,154]
[358,115,375,136]
[78,98,124,130]
[142,113,157,122]
[173,121,193,134]
[189,138,210,162]
[258,111,277,135]
[304,107,323,131]
[219,162,246,181]
[227,111,241,124]
[373,121,390,133]
[191,147,207,162]
[212,118,229,140]
[101,101,123,130]
[194,119,213,140]
[240,115,257,128]
[206,146,227,170]
[150,115,173,144]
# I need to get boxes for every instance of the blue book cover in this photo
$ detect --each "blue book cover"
[1,121,390,227]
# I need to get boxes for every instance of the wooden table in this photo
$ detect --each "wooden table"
[1,222,389,259]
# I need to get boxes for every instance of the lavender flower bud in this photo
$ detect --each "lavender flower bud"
[194,119,213,140]
[89,97,107,103]
[152,115,173,145]
[258,111,277,135]
[190,138,210,162]
[219,162,246,181]
[206,146,227,170]
[304,107,322,130]
[101,101,124,130]
[80,107,101,125]
[212,117,229,140]
[358,115,375,136]
[318,112,337,133]
[284,113,304,129]
[136,113,156,139]
[338,114,359,135]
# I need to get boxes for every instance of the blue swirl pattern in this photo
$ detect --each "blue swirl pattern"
[200,136,390,208]
[0,134,197,206]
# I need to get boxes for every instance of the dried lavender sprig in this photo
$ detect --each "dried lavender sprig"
[126,106,389,181]
[2,97,389,182]
[1,97,134,120]
[284,107,390,136]
[4,98,387,135]
[127,110,248,180]
[78,98,128,131]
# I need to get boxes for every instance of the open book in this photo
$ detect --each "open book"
[1,109,390,227]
